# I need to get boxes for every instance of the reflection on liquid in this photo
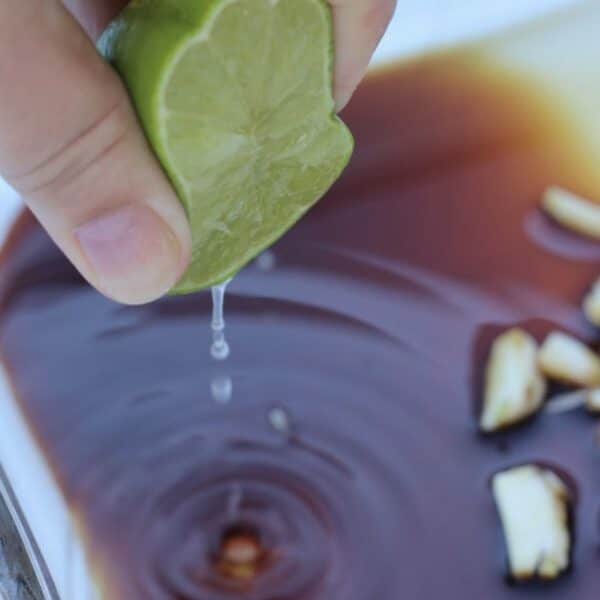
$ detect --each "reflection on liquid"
[2,53,600,599]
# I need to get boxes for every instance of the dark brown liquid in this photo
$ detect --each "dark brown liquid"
[2,53,600,599]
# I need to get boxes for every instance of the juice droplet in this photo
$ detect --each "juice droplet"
[268,407,292,435]
[211,375,233,404]
[256,250,276,271]
[210,279,231,361]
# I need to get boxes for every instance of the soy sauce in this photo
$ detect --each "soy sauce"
[2,53,600,599]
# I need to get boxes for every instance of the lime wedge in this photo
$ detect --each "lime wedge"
[99,0,354,294]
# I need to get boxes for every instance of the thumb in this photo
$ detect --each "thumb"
[0,1,192,305]
[330,0,397,110]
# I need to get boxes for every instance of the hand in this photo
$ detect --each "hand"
[0,0,396,305]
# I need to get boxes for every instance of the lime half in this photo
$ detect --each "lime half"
[100,0,354,294]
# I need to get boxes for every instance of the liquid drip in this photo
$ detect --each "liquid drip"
[210,280,233,405]
[210,280,231,361]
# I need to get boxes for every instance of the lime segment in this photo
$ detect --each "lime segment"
[100,0,354,293]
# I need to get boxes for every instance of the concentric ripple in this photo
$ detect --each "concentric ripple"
[71,271,437,599]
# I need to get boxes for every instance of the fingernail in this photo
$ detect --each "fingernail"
[334,64,364,112]
[75,204,184,304]
[335,86,356,112]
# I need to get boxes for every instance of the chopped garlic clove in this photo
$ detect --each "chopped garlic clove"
[583,279,600,327]
[543,186,600,240]
[538,331,600,387]
[586,388,600,413]
[492,465,571,581]
[480,329,546,432]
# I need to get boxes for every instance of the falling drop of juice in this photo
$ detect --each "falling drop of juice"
[268,406,292,435]
[210,279,231,361]
[211,375,233,404]
[256,250,276,271]
[210,280,233,404]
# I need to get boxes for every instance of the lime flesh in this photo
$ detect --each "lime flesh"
[100,0,354,293]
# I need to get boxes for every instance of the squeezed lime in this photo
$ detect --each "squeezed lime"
[100,0,354,293]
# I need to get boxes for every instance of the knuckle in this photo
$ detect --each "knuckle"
[9,101,131,197]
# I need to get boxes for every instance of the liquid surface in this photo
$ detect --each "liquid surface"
[2,55,600,599]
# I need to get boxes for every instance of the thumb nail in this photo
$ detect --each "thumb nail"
[75,203,184,304]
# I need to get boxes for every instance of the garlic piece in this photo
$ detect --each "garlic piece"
[480,329,546,432]
[492,465,571,581]
[586,388,600,413]
[544,390,587,415]
[583,278,600,326]
[543,186,600,240]
[538,331,600,387]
